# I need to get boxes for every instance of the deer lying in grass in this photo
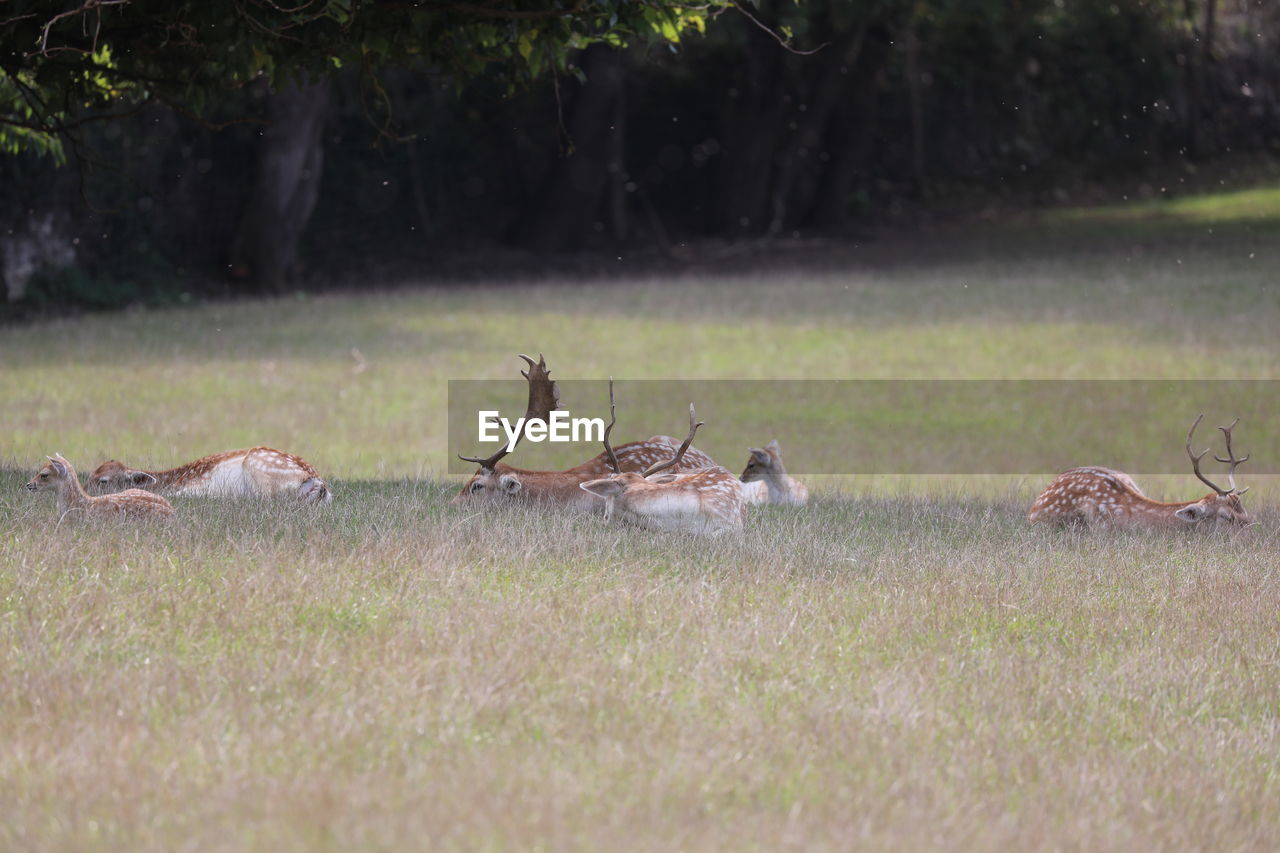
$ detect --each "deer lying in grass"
[27,454,175,520]
[739,439,809,506]
[1028,415,1250,529]
[88,447,332,503]
[453,357,717,509]
[579,393,745,535]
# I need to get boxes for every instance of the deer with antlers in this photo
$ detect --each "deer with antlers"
[87,447,332,503]
[579,389,746,535]
[453,356,719,509]
[27,454,176,521]
[1028,415,1251,528]
[739,439,809,506]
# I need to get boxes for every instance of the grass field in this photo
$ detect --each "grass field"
[2,187,1279,849]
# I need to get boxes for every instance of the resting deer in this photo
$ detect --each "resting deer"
[88,447,332,503]
[453,357,717,509]
[579,392,745,535]
[26,454,175,521]
[1028,415,1251,528]
[739,439,809,506]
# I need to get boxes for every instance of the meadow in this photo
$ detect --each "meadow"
[1,187,1278,850]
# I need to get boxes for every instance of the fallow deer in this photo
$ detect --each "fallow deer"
[579,397,746,535]
[88,447,332,503]
[453,358,718,509]
[739,439,809,506]
[1028,415,1251,529]
[27,454,175,521]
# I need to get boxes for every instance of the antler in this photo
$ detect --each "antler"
[1212,417,1250,495]
[459,353,561,470]
[641,403,704,478]
[602,377,621,474]
[1185,413,1234,496]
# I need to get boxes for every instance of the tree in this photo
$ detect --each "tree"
[1,0,725,287]
[2,1,723,156]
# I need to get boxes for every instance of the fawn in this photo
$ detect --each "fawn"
[27,454,175,520]
[739,439,809,506]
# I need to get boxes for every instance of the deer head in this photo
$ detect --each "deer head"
[740,439,783,483]
[87,460,158,495]
[1175,414,1250,526]
[453,354,561,503]
[25,453,73,492]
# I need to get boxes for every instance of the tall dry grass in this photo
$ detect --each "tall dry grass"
[2,476,1277,850]
[2,194,1279,849]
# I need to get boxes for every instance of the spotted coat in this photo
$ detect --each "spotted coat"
[89,447,332,504]
[580,465,746,535]
[453,436,718,510]
[1027,466,1248,528]
[27,454,176,521]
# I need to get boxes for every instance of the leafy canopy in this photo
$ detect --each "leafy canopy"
[0,0,728,161]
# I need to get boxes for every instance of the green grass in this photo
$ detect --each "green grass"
[2,190,1279,849]
[1049,184,1280,228]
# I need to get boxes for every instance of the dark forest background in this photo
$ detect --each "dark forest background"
[3,0,1278,308]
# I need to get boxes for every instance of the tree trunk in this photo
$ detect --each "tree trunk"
[767,18,869,235]
[607,80,628,241]
[1184,0,1218,158]
[714,7,790,236]
[904,17,929,199]
[510,45,626,252]
[230,77,330,293]
[809,25,892,228]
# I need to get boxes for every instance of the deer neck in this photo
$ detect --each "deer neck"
[146,466,190,490]
[759,464,794,502]
[496,464,605,508]
[1136,494,1211,512]
[55,475,92,514]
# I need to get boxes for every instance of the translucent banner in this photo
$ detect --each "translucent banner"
[447,380,1278,476]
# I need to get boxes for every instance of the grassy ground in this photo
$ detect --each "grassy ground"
[2,187,1279,849]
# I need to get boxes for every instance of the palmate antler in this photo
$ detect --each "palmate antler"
[459,354,561,471]
[1185,413,1249,496]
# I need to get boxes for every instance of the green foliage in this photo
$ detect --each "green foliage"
[21,252,184,311]
[0,0,728,156]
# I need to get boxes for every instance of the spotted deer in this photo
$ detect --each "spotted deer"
[27,454,175,520]
[453,358,718,509]
[1028,415,1251,529]
[739,439,809,506]
[88,447,332,503]
[579,394,746,535]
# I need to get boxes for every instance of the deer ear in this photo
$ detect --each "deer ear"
[1175,504,1210,523]
[750,449,771,465]
[497,474,523,495]
[130,471,157,486]
[46,455,68,477]
[766,439,781,453]
[580,479,626,499]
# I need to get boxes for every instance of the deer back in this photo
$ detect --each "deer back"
[580,466,746,534]
[453,438,718,506]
